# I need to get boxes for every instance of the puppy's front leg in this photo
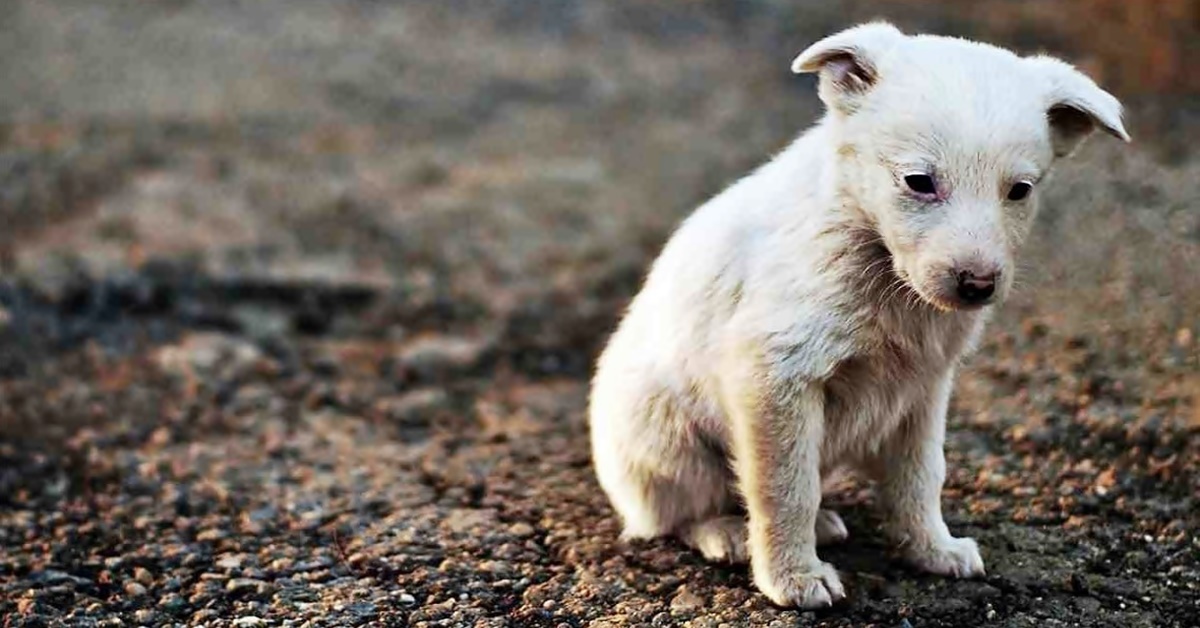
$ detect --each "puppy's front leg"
[870,371,984,577]
[724,367,844,608]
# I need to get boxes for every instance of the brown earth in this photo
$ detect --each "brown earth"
[1,2,1197,627]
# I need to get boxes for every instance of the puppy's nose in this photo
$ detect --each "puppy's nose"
[955,269,997,304]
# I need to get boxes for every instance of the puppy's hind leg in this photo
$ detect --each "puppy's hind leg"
[604,444,736,542]
[681,514,748,563]
[591,380,734,542]
[815,509,849,546]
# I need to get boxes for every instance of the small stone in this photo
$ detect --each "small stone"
[399,593,416,605]
[227,578,273,595]
[30,569,83,587]
[216,554,245,570]
[290,558,332,573]
[124,581,148,597]
[509,522,535,537]
[158,592,187,612]
[134,566,154,585]
[670,586,705,613]
[442,508,496,534]
[197,528,228,542]
[959,581,1002,599]
[380,388,451,424]
[244,567,268,580]
[478,560,512,575]
[156,332,263,374]
[233,617,266,627]
[192,609,219,622]
[133,609,157,624]
[397,334,488,381]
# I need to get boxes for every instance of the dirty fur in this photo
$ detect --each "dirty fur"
[588,22,1129,608]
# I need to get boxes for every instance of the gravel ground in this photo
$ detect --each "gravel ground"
[0,269,1197,627]
[1,2,1198,627]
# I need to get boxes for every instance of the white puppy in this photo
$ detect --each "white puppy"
[589,23,1128,609]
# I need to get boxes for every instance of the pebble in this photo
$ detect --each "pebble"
[158,592,187,612]
[124,581,148,597]
[233,617,267,627]
[670,587,705,613]
[29,569,92,587]
[397,334,487,381]
[227,578,273,595]
[197,528,229,542]
[399,593,416,605]
[509,522,536,537]
[290,558,333,573]
[17,598,39,615]
[134,566,154,585]
[192,609,220,622]
[217,554,246,570]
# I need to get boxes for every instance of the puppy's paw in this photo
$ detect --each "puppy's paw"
[754,560,846,609]
[905,536,985,578]
[815,509,848,546]
[681,515,749,564]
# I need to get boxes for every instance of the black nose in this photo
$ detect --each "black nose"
[956,270,997,304]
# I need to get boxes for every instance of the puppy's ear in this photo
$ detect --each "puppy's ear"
[791,22,904,112]
[1027,55,1131,157]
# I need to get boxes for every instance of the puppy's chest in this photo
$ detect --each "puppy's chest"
[821,314,972,457]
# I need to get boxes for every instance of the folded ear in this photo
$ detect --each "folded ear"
[791,22,905,113]
[1027,55,1131,157]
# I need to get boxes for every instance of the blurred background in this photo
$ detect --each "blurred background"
[0,1,1197,625]
[2,0,1197,334]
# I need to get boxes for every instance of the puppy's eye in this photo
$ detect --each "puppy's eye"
[1007,181,1033,201]
[903,174,937,195]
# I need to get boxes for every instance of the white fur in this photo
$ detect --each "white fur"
[589,22,1128,608]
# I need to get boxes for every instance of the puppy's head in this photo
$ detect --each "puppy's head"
[794,23,1129,311]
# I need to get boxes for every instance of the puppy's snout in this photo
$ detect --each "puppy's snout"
[955,269,997,304]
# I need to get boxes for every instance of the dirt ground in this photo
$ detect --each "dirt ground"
[1,2,1197,627]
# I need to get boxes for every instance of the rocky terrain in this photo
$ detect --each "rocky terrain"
[1,2,1197,626]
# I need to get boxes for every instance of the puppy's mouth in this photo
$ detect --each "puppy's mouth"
[912,281,999,312]
[916,290,981,312]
